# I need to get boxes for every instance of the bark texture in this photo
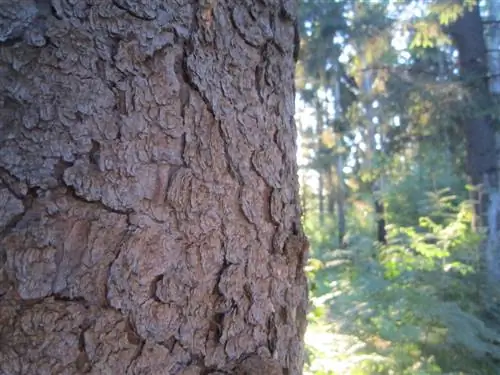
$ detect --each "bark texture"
[0,1,308,374]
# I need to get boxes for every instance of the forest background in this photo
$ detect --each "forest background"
[296,1,500,374]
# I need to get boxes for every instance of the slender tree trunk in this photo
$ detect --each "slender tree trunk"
[333,68,346,247]
[315,97,325,223]
[326,166,335,216]
[374,186,387,245]
[0,1,308,374]
[335,154,346,248]
[318,174,325,223]
[448,4,500,283]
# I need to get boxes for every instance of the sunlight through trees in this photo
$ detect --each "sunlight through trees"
[297,1,500,373]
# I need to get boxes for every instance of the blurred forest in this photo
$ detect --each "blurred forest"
[296,1,500,374]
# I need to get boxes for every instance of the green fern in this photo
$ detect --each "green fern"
[305,188,500,374]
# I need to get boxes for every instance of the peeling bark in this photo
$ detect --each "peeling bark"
[0,1,307,374]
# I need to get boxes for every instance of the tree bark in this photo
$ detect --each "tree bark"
[448,4,500,283]
[0,1,308,374]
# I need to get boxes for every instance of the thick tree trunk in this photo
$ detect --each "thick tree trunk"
[0,1,308,374]
[448,4,500,283]
[359,57,386,245]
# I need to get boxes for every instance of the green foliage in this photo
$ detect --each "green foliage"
[410,2,478,48]
[305,189,500,374]
[383,147,467,228]
[297,0,500,373]
[410,20,450,49]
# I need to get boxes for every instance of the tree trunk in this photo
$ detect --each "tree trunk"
[333,68,346,247]
[374,187,387,245]
[314,97,325,223]
[448,4,500,283]
[318,175,325,223]
[335,154,346,248]
[0,1,308,374]
[485,0,500,95]
[359,56,386,244]
[326,166,335,216]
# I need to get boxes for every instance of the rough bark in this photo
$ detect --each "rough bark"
[0,1,308,374]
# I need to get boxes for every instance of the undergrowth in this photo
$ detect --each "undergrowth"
[304,189,500,375]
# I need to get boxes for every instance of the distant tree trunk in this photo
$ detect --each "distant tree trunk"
[315,97,325,223]
[485,0,500,95]
[318,174,325,222]
[326,166,335,216]
[0,1,308,374]
[374,184,387,245]
[333,69,346,247]
[335,154,346,247]
[448,4,500,283]
[359,57,386,244]
[297,116,309,219]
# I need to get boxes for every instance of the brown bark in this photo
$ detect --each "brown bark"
[0,1,308,374]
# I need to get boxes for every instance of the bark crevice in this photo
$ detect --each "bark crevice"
[64,185,133,216]
[0,0,307,373]
[112,0,158,21]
